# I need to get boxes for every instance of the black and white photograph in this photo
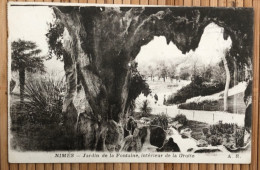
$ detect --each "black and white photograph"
[8,2,254,163]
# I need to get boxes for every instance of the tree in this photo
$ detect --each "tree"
[168,64,176,82]
[180,72,190,80]
[179,66,191,80]
[140,100,152,117]
[49,6,253,150]
[158,61,168,82]
[46,19,64,60]
[11,39,45,105]
[201,66,213,82]
[148,65,155,81]
[221,49,231,112]
[211,63,226,84]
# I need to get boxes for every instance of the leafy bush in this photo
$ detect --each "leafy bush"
[167,75,225,104]
[23,76,65,124]
[208,135,223,146]
[235,128,244,147]
[126,62,151,114]
[209,123,236,135]
[10,75,75,151]
[180,72,190,80]
[202,122,246,148]
[173,114,187,125]
[150,113,168,130]
[202,128,209,135]
[178,100,219,111]
[140,100,152,117]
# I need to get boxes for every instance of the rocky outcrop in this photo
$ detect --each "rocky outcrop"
[10,79,16,93]
[77,112,123,151]
[197,139,208,147]
[157,137,180,152]
[150,126,166,148]
[180,128,192,138]
[121,126,148,152]
[171,121,183,130]
[121,125,166,151]
[52,6,253,150]
[124,116,137,137]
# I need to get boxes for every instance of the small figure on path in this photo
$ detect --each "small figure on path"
[163,95,166,105]
[154,94,158,104]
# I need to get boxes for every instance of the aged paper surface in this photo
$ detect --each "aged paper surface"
[8,2,253,163]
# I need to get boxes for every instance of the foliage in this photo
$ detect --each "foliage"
[147,65,155,80]
[208,135,223,146]
[201,66,213,82]
[10,75,72,151]
[11,39,45,73]
[150,113,168,130]
[235,128,245,147]
[173,114,188,126]
[11,39,46,104]
[168,64,177,80]
[201,122,245,147]
[211,63,226,84]
[178,100,219,111]
[209,123,236,135]
[167,75,225,104]
[140,100,152,117]
[202,128,209,135]
[126,62,151,114]
[179,72,190,80]
[23,76,65,124]
[46,18,64,60]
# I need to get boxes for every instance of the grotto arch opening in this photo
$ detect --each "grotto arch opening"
[131,22,236,117]
[50,6,253,151]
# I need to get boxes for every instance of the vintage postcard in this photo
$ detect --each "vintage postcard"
[8,2,254,163]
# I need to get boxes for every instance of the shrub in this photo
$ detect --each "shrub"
[208,135,222,146]
[209,123,236,135]
[173,114,187,125]
[126,62,151,115]
[10,75,73,151]
[235,128,244,147]
[23,76,65,124]
[202,128,209,135]
[140,100,152,117]
[180,72,190,80]
[205,122,245,147]
[150,113,168,130]
[178,100,219,111]
[167,75,225,104]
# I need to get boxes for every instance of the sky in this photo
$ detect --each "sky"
[136,23,232,73]
[9,6,64,74]
[9,6,232,75]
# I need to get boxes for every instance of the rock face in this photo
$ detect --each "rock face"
[53,6,253,150]
[180,128,192,138]
[157,137,180,152]
[197,139,208,147]
[150,126,166,148]
[10,79,16,93]
[121,126,166,151]
[77,112,123,151]
[172,121,183,130]
[124,117,137,137]
[121,126,148,152]
[77,112,99,150]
